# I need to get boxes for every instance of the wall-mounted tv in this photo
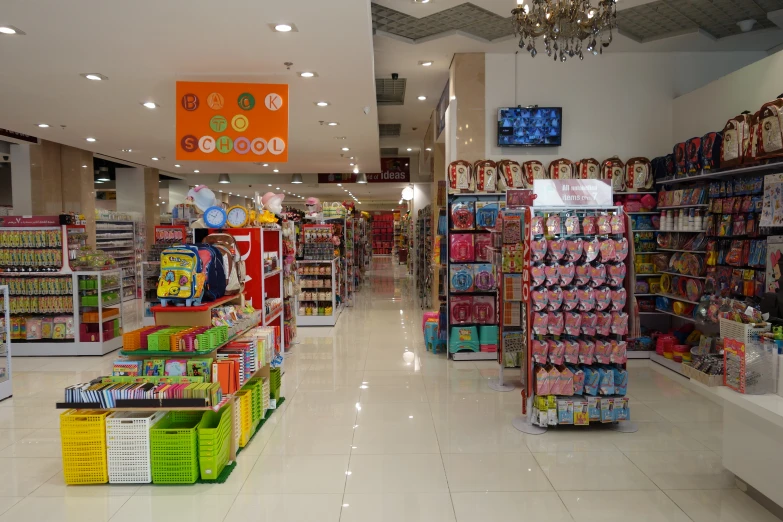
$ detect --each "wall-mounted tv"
[497,106,562,147]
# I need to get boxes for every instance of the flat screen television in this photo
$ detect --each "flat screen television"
[497,106,562,147]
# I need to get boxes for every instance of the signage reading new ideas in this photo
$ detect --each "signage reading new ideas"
[176,81,289,163]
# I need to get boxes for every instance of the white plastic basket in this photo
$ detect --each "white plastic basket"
[232,394,241,447]
[105,411,165,484]
[719,318,770,345]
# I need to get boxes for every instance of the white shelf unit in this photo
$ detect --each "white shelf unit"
[95,219,143,302]
[297,258,342,327]
[0,285,11,401]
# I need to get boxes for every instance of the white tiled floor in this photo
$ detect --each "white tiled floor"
[0,258,779,521]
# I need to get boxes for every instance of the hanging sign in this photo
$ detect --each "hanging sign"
[318,158,410,183]
[176,82,288,163]
[533,179,612,207]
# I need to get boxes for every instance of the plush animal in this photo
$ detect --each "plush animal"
[261,192,285,216]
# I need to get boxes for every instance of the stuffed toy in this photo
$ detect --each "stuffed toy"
[186,185,219,228]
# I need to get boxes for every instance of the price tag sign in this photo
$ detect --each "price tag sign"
[533,179,613,207]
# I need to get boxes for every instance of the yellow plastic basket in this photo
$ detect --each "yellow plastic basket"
[235,390,253,447]
[60,409,110,485]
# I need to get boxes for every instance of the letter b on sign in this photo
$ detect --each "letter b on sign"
[181,94,199,111]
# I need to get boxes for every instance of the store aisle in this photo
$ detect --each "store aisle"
[0,258,778,521]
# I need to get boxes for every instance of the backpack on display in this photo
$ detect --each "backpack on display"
[448,160,474,193]
[205,233,245,295]
[601,157,625,192]
[624,157,653,192]
[720,111,753,168]
[157,245,205,307]
[686,137,702,175]
[758,96,783,158]
[497,159,525,190]
[473,160,498,193]
[522,160,544,188]
[549,158,574,179]
[701,132,722,171]
[195,243,226,302]
[575,158,600,179]
[651,157,667,181]
[673,142,687,178]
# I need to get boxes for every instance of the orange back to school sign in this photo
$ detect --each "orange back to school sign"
[176,81,289,162]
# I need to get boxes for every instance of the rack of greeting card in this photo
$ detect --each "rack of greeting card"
[511,180,636,434]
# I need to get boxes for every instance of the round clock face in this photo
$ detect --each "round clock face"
[204,206,227,228]
[227,206,248,228]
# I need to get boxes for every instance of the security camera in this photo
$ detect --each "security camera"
[363,106,371,115]
[391,73,399,80]
[0,154,9,163]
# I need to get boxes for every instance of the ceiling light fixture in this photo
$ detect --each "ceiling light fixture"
[425,147,432,151]
[86,137,97,142]
[194,170,200,173]
[315,101,329,107]
[417,95,427,101]
[81,73,108,81]
[263,163,269,167]
[341,147,350,151]
[219,190,223,193]
[406,148,412,151]
[399,199,403,204]
[151,157,159,161]
[273,169,279,173]
[142,102,158,109]
[299,71,317,78]
[174,164,181,167]
[218,173,231,184]
[37,123,49,128]
[121,148,133,152]
[356,173,368,184]
[95,180,104,184]
[337,183,342,187]
[291,174,303,184]
[327,122,339,126]
[513,0,617,61]
[275,24,293,32]
[0,26,24,35]
[419,60,433,66]
[402,184,414,201]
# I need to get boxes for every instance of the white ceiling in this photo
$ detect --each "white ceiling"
[0,0,380,176]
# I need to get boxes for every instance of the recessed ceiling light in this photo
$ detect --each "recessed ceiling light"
[142,102,158,109]
[406,148,412,151]
[86,137,97,142]
[315,101,329,107]
[151,157,159,161]
[337,183,342,186]
[344,189,348,192]
[425,147,432,151]
[37,123,49,128]
[417,95,427,101]
[327,122,339,126]
[276,187,280,190]
[81,73,108,81]
[174,164,181,167]
[121,148,133,152]
[414,0,431,3]
[349,163,355,166]
[161,201,166,204]
[268,184,272,187]
[419,60,433,66]
[273,169,279,173]
[194,170,200,173]
[263,163,269,167]
[299,71,317,78]
[219,190,223,193]
[341,147,350,151]
[82,165,87,168]
[274,24,293,32]
[0,26,24,35]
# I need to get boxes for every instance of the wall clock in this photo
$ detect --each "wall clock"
[226,205,250,228]
[203,206,227,228]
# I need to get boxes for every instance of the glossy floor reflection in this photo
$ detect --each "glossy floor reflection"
[0,258,779,521]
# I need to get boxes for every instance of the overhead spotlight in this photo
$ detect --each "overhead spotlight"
[151,157,159,161]
[356,173,368,184]
[86,137,97,142]
[417,96,427,101]
[174,164,181,167]
[0,26,24,35]
[419,60,433,66]
[425,147,432,151]
[399,199,403,204]
[274,23,293,32]
[291,173,303,184]
[402,184,414,201]
[341,147,350,151]
[316,101,329,107]
[37,124,49,128]
[142,102,158,109]
[81,73,108,81]
[327,122,339,126]
[273,169,279,173]
[406,148,412,151]
[299,71,317,78]
[218,173,231,184]
[194,170,200,173]
[337,183,342,186]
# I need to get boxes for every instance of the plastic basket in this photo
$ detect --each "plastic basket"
[232,395,241,447]
[198,406,232,480]
[149,411,203,484]
[244,378,264,423]
[60,409,110,485]
[719,318,770,345]
[235,390,253,447]
[106,411,165,484]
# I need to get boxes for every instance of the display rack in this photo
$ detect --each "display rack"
[371,213,394,256]
[95,212,144,303]
[297,258,342,326]
[344,216,355,307]
[77,269,125,353]
[0,285,12,402]
[282,219,298,349]
[416,205,433,309]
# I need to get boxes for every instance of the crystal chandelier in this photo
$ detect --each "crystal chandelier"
[512,0,617,61]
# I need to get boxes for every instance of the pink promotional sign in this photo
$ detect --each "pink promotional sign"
[533,179,612,207]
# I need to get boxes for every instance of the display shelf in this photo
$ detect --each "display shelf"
[650,352,687,376]
[654,308,696,322]
[264,309,282,326]
[263,268,282,279]
[657,204,709,210]
[0,286,11,401]
[657,248,706,253]
[657,270,706,280]
[451,351,497,361]
[296,258,341,327]
[151,293,242,327]
[627,351,652,359]
[656,293,701,305]
[635,273,659,277]
[655,160,783,186]
[635,293,655,297]
[119,322,258,357]
[627,211,659,215]
[639,311,667,315]
[298,307,342,326]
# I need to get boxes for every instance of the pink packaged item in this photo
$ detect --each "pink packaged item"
[547,311,564,336]
[564,311,582,336]
[572,366,585,394]
[596,214,612,235]
[593,286,611,311]
[548,340,565,365]
[565,239,584,262]
[581,312,598,336]
[562,287,579,311]
[611,340,628,364]
[531,264,546,286]
[624,200,642,212]
[544,263,559,286]
[546,215,562,236]
[558,262,575,286]
[610,288,627,311]
[558,365,575,396]
[535,366,551,396]
[474,234,492,262]
[565,215,581,235]
[473,296,495,324]
[450,295,473,324]
[594,340,612,364]
[599,239,616,263]
[588,263,606,287]
[611,312,629,335]
[531,239,548,262]
[640,194,657,210]
[548,238,566,261]
[548,365,562,395]
[564,339,580,364]
[611,214,626,234]
[582,215,596,235]
[531,216,545,236]
[546,286,563,312]
[584,238,600,262]
[614,238,629,262]
[532,312,549,336]
[597,311,612,336]
[532,339,549,365]
[450,234,475,262]
[577,287,595,312]
[607,262,626,287]
[579,339,596,365]
[531,287,548,311]
[575,263,591,286]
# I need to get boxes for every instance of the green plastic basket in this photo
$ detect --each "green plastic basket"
[147,332,172,351]
[150,411,203,484]
[196,333,212,351]
[197,406,231,480]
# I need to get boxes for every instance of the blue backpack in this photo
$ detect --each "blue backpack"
[194,243,227,302]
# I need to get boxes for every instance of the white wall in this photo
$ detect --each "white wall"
[673,51,783,143]
[115,167,146,214]
[485,52,766,163]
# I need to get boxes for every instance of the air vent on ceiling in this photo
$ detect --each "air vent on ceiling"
[379,124,402,137]
[380,147,399,156]
[376,78,407,105]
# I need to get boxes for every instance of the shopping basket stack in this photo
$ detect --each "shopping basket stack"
[197,406,232,480]
[149,411,203,484]
[106,411,165,484]
[60,410,111,485]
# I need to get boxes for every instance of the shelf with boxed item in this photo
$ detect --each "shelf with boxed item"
[297,258,342,326]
